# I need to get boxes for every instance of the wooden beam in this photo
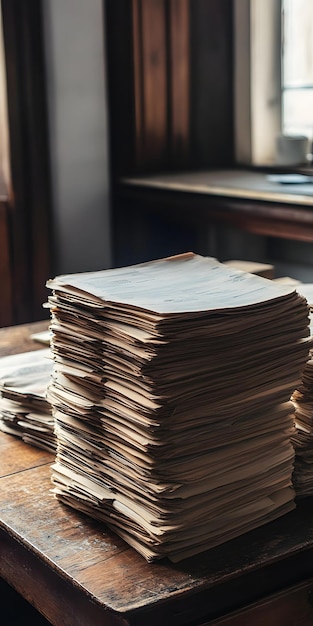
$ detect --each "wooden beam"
[132,0,168,169]
[0,200,13,326]
[168,0,190,164]
[1,0,52,324]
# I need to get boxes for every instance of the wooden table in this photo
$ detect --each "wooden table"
[118,169,313,243]
[2,321,313,625]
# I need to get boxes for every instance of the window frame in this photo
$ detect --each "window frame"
[234,0,282,167]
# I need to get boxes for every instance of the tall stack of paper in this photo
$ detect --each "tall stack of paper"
[0,349,55,452]
[46,253,311,562]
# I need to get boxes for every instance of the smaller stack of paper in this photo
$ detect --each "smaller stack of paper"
[223,260,274,279]
[291,347,313,496]
[0,349,55,452]
[291,285,313,496]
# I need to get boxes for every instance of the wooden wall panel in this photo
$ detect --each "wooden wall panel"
[105,0,136,181]
[131,0,190,171]
[0,200,13,327]
[133,0,168,168]
[189,0,234,168]
[1,0,52,324]
[1,0,32,324]
[168,0,190,164]
[107,0,232,175]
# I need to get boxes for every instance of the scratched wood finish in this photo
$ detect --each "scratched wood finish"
[0,319,49,356]
[2,322,313,625]
[3,435,313,626]
[0,435,51,474]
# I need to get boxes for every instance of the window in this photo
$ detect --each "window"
[282,0,313,143]
[234,0,313,167]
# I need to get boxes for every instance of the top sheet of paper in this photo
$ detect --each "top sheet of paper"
[47,252,298,315]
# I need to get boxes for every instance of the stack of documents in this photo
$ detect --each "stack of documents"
[291,287,313,497]
[0,349,55,452]
[291,356,313,496]
[46,253,311,562]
